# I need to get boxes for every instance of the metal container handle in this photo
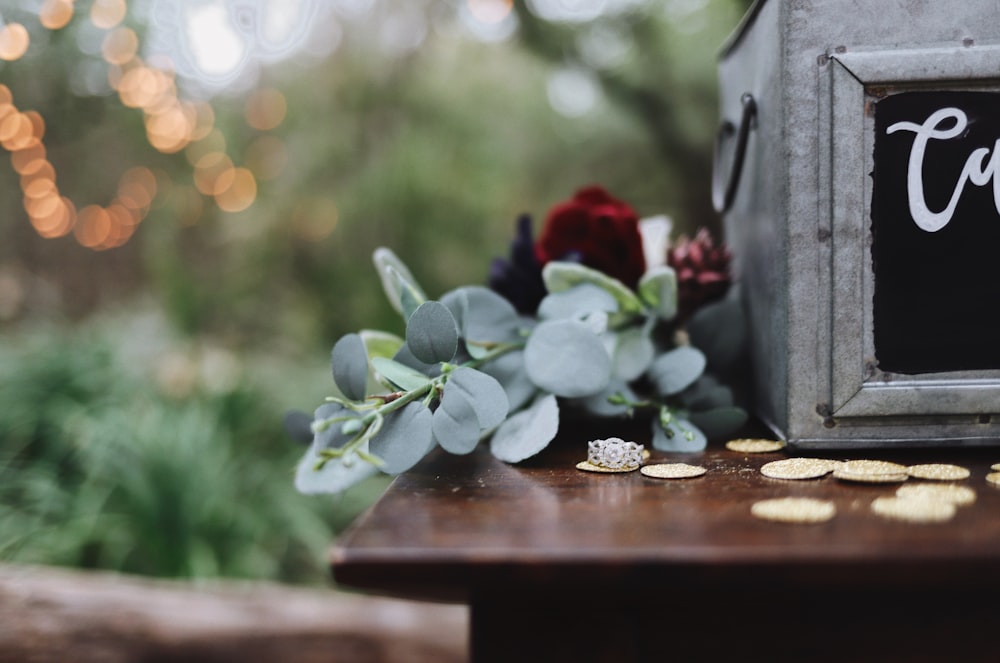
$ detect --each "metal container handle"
[712,92,756,213]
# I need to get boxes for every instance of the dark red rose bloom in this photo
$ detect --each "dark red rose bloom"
[668,228,732,321]
[534,186,646,290]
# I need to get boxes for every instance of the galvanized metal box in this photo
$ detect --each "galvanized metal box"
[715,0,1000,448]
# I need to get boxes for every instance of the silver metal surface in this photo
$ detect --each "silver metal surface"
[717,0,1000,448]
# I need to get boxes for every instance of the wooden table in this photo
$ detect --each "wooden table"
[332,419,1000,662]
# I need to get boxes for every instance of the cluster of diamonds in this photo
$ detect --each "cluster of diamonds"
[587,437,644,470]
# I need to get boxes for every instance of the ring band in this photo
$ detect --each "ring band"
[587,437,644,471]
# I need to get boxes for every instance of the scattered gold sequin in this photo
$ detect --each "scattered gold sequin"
[986,472,1000,486]
[906,463,970,481]
[640,463,707,479]
[896,484,977,506]
[750,497,836,524]
[726,438,786,453]
[870,496,956,523]
[575,460,636,474]
[833,459,909,484]
[760,457,841,480]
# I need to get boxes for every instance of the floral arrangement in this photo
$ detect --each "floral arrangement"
[285,186,748,494]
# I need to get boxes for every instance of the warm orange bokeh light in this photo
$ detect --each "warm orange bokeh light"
[75,205,113,249]
[31,196,75,239]
[0,23,30,62]
[117,166,158,210]
[193,152,235,196]
[245,88,287,131]
[90,0,128,30]
[40,0,75,30]
[214,168,257,213]
[11,144,47,174]
[102,27,139,65]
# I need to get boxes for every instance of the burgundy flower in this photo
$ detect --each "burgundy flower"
[667,228,732,321]
[534,186,646,290]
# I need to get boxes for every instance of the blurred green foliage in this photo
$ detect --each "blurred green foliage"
[0,317,389,583]
[0,0,753,584]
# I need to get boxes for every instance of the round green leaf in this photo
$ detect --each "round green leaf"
[442,286,521,358]
[444,367,509,431]
[331,333,369,402]
[571,380,639,418]
[687,286,748,373]
[612,327,655,381]
[651,416,707,452]
[538,283,618,321]
[295,440,379,495]
[369,402,436,474]
[648,345,706,396]
[371,357,432,392]
[490,394,560,463]
[687,406,748,440]
[638,266,678,320]
[432,389,482,455]
[542,261,643,316]
[373,247,426,318]
[524,319,611,398]
[406,301,459,365]
[478,349,536,412]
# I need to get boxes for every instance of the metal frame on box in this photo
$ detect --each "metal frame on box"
[812,43,1000,445]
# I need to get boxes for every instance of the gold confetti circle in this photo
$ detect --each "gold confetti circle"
[726,438,786,453]
[870,496,956,523]
[896,484,976,506]
[991,463,1000,472]
[640,463,707,479]
[906,463,970,481]
[760,457,840,480]
[750,497,836,524]
[833,459,909,483]
[986,472,1000,486]
[575,460,636,474]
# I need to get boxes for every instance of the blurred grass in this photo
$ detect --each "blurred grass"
[0,312,389,584]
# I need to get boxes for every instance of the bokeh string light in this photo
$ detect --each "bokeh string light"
[0,1,288,250]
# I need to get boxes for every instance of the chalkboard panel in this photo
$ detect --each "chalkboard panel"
[872,91,1000,374]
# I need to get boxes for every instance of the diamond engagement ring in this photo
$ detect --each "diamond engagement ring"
[587,437,644,471]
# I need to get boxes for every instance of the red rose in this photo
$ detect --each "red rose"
[534,186,646,289]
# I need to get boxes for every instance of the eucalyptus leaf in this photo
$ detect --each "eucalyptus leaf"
[294,439,379,495]
[477,349,537,412]
[392,344,442,378]
[432,389,482,455]
[571,380,640,417]
[637,266,678,320]
[442,286,521,358]
[371,357,432,392]
[542,261,643,316]
[651,416,707,452]
[369,402,436,474]
[331,333,369,402]
[647,345,706,396]
[373,247,427,317]
[524,319,611,398]
[611,327,655,381]
[686,406,748,440]
[687,285,748,373]
[406,301,459,364]
[312,402,356,450]
[537,283,618,321]
[444,367,509,431]
[490,394,560,463]
[682,376,734,410]
[359,329,404,361]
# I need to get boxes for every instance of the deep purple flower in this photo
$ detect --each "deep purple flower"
[488,214,548,314]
